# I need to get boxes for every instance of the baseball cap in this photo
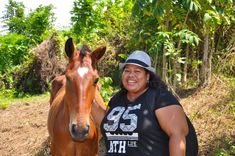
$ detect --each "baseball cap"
[119,50,156,73]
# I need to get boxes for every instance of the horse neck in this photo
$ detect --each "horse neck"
[95,88,105,109]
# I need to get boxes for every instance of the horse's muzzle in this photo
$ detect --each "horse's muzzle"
[70,123,90,141]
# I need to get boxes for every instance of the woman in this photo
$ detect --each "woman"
[92,50,198,156]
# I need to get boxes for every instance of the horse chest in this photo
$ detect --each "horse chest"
[49,105,99,156]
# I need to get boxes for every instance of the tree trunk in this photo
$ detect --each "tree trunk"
[162,11,170,84]
[183,44,189,82]
[196,47,200,83]
[173,10,190,88]
[162,44,167,82]
[208,32,215,84]
[200,32,209,86]
[154,48,160,76]
[173,46,182,89]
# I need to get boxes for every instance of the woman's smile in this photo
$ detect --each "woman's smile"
[122,64,149,101]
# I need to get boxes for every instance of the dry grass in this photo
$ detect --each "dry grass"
[180,75,235,156]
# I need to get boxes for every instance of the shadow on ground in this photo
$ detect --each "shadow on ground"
[199,135,235,156]
[35,137,51,156]
[177,87,199,99]
[35,137,106,156]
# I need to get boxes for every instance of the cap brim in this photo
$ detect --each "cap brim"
[119,63,156,73]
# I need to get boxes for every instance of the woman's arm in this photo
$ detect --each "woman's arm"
[155,105,189,156]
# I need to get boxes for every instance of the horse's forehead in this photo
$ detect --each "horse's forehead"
[70,52,96,78]
[77,67,89,78]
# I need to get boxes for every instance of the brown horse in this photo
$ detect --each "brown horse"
[48,38,106,156]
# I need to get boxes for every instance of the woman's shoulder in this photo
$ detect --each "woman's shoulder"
[113,90,126,98]
[148,87,180,109]
[109,90,126,105]
[148,86,170,96]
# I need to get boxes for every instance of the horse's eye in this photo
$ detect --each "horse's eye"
[94,78,99,85]
[66,75,71,83]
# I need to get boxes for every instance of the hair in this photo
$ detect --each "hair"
[148,71,167,89]
[120,68,167,92]
[79,45,91,61]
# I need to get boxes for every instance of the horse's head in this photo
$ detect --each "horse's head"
[64,38,106,141]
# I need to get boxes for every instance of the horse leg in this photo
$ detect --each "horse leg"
[50,75,66,105]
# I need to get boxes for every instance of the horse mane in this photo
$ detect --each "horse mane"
[79,45,91,61]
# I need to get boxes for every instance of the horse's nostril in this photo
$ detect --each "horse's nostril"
[71,124,78,134]
[71,124,89,135]
[83,124,90,134]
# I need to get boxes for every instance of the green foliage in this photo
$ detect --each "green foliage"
[71,0,133,46]
[99,77,115,104]
[3,0,25,18]
[0,33,30,72]
[70,0,133,85]
[0,88,15,110]
[174,29,200,46]
[0,1,58,94]
[3,0,26,34]
[203,10,222,27]
[179,0,201,12]
[71,0,103,41]
[192,59,202,70]
[0,102,9,110]
[0,90,49,110]
[2,0,55,44]
[118,53,128,60]
[0,33,32,91]
[25,5,55,43]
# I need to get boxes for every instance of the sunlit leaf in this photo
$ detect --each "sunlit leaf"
[204,13,212,22]
[175,73,182,82]
[118,54,128,59]
[178,57,186,64]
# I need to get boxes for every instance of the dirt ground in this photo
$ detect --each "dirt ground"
[0,97,50,156]
[0,96,106,156]
[0,77,234,156]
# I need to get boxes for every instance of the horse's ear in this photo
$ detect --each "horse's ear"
[65,38,75,58]
[91,46,106,65]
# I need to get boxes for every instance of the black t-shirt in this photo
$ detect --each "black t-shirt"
[100,87,198,156]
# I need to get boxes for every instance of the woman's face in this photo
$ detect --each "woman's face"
[122,64,149,94]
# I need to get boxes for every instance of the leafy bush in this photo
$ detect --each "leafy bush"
[12,33,65,94]
[0,33,30,90]
[0,33,30,72]
[99,77,115,104]
[0,88,15,110]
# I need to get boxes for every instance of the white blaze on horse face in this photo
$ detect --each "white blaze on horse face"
[77,67,89,77]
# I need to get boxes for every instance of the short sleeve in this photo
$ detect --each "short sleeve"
[154,88,181,110]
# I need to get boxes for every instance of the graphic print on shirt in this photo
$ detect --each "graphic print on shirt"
[103,104,141,154]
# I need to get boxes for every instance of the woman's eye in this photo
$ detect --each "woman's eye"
[124,69,130,73]
[94,78,99,85]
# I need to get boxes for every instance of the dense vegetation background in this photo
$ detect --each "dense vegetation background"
[0,0,234,155]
